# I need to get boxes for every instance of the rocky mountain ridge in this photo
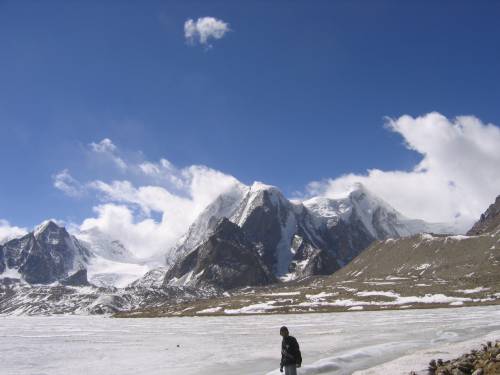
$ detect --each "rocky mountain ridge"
[163,218,276,289]
[160,183,460,290]
[1,186,495,316]
[0,221,91,284]
[117,193,500,317]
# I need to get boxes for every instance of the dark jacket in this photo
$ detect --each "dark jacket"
[281,335,302,367]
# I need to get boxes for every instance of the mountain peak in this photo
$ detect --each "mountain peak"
[250,181,274,189]
[33,220,65,238]
[249,181,281,195]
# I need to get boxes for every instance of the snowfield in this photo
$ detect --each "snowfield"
[0,306,499,375]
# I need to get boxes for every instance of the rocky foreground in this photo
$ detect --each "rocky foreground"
[415,340,500,375]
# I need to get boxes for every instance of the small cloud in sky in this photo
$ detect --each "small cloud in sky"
[89,138,127,170]
[184,17,230,47]
[53,169,86,198]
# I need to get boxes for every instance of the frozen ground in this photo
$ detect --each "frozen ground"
[1,306,499,375]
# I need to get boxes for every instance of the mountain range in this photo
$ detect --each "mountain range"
[119,192,500,317]
[160,182,459,289]
[1,182,495,316]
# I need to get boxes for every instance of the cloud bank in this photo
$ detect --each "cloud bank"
[307,112,500,229]
[54,139,243,259]
[184,17,230,47]
[50,112,500,259]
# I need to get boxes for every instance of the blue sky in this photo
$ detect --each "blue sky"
[1,1,500,236]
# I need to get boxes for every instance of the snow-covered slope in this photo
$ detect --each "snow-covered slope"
[303,184,461,239]
[74,228,152,288]
[76,228,138,263]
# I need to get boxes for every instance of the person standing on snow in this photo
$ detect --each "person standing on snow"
[280,326,302,374]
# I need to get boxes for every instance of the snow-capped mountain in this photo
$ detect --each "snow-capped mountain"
[164,182,460,286]
[0,221,91,284]
[124,194,500,318]
[0,182,476,316]
[303,185,460,239]
[166,182,249,266]
[0,221,153,288]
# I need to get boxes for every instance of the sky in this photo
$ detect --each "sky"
[1,1,500,255]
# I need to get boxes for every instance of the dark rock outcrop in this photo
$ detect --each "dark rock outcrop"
[163,218,275,290]
[60,269,90,286]
[420,340,500,375]
[467,195,500,235]
[0,247,5,274]
[237,188,289,273]
[0,221,91,284]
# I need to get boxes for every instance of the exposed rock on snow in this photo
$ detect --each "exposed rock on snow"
[164,183,458,287]
[0,221,90,284]
[163,218,275,290]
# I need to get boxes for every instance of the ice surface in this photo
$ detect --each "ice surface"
[1,306,499,375]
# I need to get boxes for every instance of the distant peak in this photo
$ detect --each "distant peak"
[250,181,278,192]
[34,220,64,237]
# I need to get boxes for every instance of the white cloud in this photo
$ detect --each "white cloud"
[89,138,127,170]
[307,112,500,229]
[90,138,117,153]
[79,204,178,260]
[53,169,86,197]
[0,220,27,244]
[184,17,230,47]
[138,159,186,189]
[83,166,243,258]
[57,140,244,259]
[54,112,499,257]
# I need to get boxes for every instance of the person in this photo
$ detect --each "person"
[280,326,302,375]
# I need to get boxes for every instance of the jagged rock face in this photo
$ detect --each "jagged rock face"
[167,183,460,284]
[0,221,90,284]
[0,248,5,274]
[164,218,275,290]
[166,184,248,266]
[238,189,290,272]
[231,185,343,278]
[467,195,500,235]
[319,218,374,267]
[288,235,339,278]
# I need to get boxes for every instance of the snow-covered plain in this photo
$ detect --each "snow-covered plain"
[1,306,499,375]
